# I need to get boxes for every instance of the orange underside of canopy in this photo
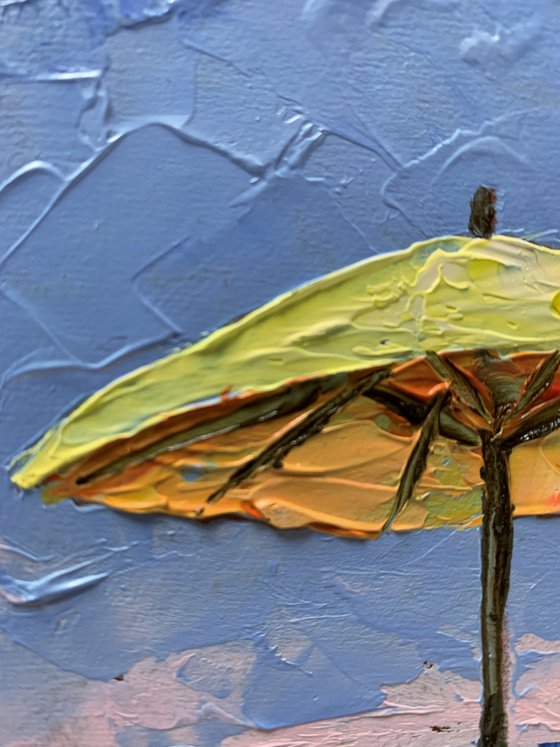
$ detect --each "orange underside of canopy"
[41,351,560,539]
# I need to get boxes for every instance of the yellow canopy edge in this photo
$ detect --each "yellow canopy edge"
[11,234,560,489]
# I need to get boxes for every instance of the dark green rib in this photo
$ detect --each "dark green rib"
[426,350,488,418]
[204,368,390,507]
[74,380,327,485]
[509,350,560,417]
[365,385,479,447]
[381,389,448,533]
[503,398,560,448]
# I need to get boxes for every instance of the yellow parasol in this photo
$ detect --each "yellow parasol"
[11,190,560,747]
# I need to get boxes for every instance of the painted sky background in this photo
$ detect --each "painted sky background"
[2,1,560,745]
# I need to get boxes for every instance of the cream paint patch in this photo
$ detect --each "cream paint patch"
[6,627,560,747]
[1,635,255,747]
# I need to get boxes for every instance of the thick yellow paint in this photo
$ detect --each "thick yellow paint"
[11,234,560,490]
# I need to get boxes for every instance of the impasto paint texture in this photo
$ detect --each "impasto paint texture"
[12,235,560,538]
[3,2,560,746]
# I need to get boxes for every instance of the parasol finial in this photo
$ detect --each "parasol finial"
[469,186,497,239]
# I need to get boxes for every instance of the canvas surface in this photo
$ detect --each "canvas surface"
[2,2,560,746]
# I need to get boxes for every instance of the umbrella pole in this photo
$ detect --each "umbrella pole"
[478,432,514,747]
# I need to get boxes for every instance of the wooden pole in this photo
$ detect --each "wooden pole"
[478,432,514,747]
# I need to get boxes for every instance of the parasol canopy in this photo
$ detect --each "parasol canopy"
[10,234,560,538]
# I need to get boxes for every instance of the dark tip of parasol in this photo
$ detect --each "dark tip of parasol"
[468,186,497,239]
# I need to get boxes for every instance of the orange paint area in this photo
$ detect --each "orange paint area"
[41,350,560,538]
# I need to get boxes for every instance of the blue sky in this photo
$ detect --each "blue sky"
[2,1,560,744]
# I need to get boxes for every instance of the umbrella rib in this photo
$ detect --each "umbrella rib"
[381,389,448,534]
[365,385,480,446]
[203,367,391,507]
[73,380,325,486]
[426,350,488,418]
[439,409,481,446]
[502,400,560,448]
[509,349,560,417]
[364,385,428,424]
